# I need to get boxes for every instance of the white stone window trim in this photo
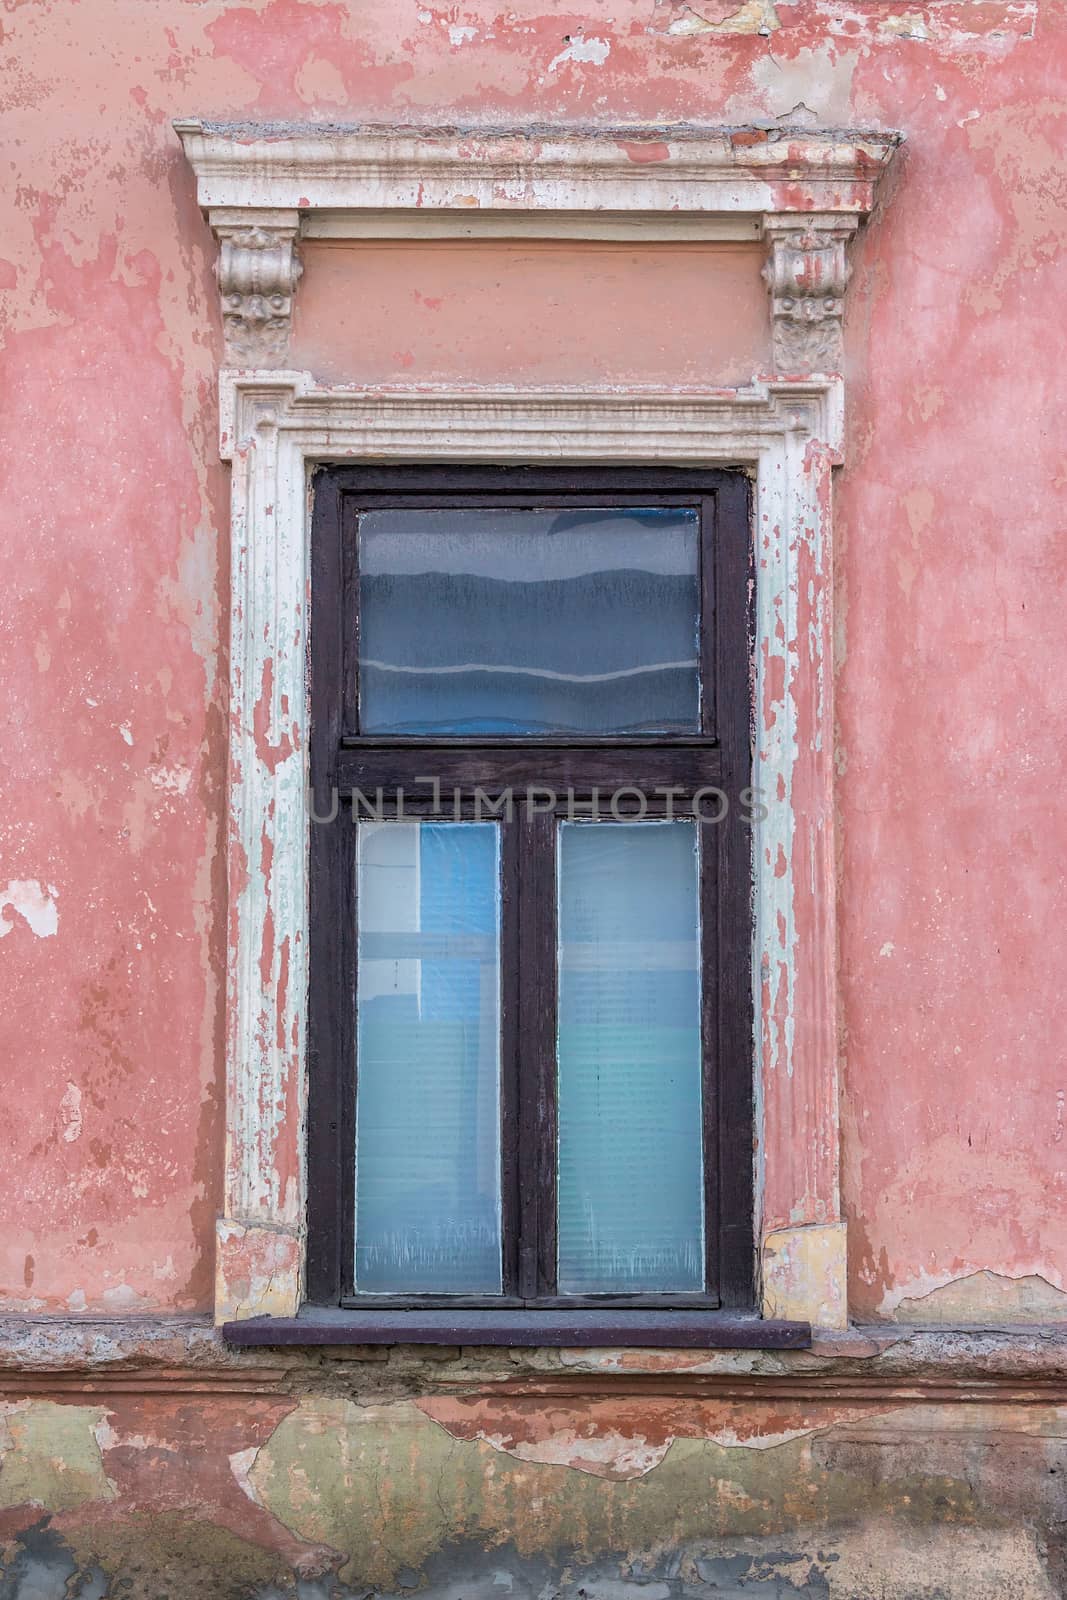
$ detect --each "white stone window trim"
[215,375,844,1327]
[175,122,901,1329]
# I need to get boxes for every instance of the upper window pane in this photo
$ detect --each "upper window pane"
[358,508,700,735]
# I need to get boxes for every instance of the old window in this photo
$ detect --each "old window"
[307,465,757,1323]
[186,129,900,1337]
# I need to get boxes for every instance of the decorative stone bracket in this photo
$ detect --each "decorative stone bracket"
[212,211,302,366]
[762,213,858,374]
[177,121,900,373]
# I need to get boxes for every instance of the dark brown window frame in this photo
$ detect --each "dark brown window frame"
[306,464,760,1326]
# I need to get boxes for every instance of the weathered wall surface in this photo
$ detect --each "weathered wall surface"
[2,0,1067,1593]
[6,1394,1064,1599]
[1,1327,1066,1600]
[2,0,1064,1323]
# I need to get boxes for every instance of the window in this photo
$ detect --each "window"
[307,466,755,1318]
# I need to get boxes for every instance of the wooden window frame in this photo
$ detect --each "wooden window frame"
[306,465,756,1315]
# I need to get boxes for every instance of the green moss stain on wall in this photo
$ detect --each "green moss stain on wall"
[0,1402,115,1512]
[249,1399,989,1589]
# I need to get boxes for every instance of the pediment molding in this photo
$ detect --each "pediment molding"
[176,120,901,371]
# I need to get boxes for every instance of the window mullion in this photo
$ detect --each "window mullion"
[517,803,558,1302]
[499,813,522,1299]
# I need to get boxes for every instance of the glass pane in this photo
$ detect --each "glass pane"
[355,822,502,1292]
[358,508,699,735]
[557,822,704,1294]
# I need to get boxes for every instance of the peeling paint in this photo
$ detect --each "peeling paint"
[58,1081,82,1143]
[214,1218,301,1322]
[0,1327,1064,1590]
[416,1394,894,1478]
[763,1224,848,1328]
[892,1270,1067,1325]
[651,0,780,38]
[239,1393,1067,1592]
[0,881,58,941]
[546,33,612,73]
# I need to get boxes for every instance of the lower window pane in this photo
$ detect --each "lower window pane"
[557,821,704,1294]
[355,821,502,1293]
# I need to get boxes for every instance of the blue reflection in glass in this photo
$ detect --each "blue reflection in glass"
[358,508,700,735]
[355,822,502,1293]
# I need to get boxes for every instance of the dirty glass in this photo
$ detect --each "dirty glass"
[556,821,704,1294]
[357,508,700,735]
[354,821,502,1293]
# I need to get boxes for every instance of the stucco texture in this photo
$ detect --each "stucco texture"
[0,0,1064,1318]
[0,1374,1065,1599]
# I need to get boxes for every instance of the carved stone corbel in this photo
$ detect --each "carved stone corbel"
[210,210,303,367]
[762,213,858,374]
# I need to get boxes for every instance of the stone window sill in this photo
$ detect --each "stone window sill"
[221,1308,812,1349]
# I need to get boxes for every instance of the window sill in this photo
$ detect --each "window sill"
[221,1308,811,1349]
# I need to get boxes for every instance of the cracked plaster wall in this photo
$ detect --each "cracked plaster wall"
[0,1381,1065,1596]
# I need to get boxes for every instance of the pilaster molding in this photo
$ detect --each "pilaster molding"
[762,213,859,374]
[763,1223,849,1329]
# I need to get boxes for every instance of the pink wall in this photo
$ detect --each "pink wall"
[2,0,1064,1319]
[291,240,769,385]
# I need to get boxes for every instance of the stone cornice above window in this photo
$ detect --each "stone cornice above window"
[175,120,901,370]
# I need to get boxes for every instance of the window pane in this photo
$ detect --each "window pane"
[355,822,502,1293]
[358,508,699,735]
[557,822,704,1293]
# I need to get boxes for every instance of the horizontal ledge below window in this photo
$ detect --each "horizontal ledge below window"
[222,1309,811,1349]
